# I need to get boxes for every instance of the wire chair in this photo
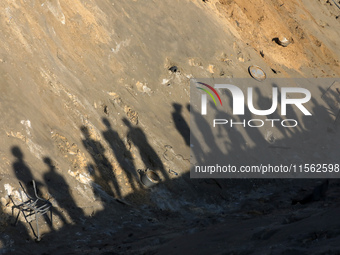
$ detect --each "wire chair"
[10,180,52,241]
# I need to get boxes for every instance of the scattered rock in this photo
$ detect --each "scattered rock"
[188,58,202,67]
[272,36,291,47]
[169,66,178,73]
[136,81,152,94]
[260,50,264,58]
[124,106,139,125]
[208,64,216,73]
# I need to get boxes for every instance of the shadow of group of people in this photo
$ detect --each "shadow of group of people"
[11,146,81,229]
[6,115,172,242]
[172,84,338,200]
[80,117,170,200]
[3,85,336,247]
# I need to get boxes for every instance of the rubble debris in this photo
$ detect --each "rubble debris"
[169,66,178,73]
[140,170,160,188]
[248,65,266,81]
[272,37,291,47]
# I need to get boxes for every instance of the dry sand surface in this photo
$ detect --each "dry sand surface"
[0,0,340,254]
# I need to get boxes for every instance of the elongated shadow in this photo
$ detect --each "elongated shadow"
[11,146,53,234]
[102,117,140,192]
[122,118,169,181]
[187,103,205,166]
[12,146,35,190]
[43,157,83,225]
[81,126,122,200]
[172,103,190,147]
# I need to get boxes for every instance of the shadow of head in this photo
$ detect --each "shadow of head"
[43,157,55,171]
[80,125,90,138]
[122,117,131,127]
[11,146,23,159]
[102,117,111,129]
[173,103,182,112]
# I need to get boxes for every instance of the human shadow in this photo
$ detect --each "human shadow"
[189,101,228,186]
[12,146,36,191]
[102,117,140,192]
[255,86,292,137]
[122,118,169,181]
[186,103,205,166]
[190,102,223,156]
[11,146,53,234]
[207,100,247,165]
[43,157,83,225]
[272,85,303,135]
[3,84,340,252]
[80,126,122,200]
[319,86,340,124]
[172,103,190,147]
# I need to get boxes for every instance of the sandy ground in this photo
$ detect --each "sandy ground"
[0,0,340,254]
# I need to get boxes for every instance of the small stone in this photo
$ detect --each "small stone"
[208,64,215,73]
[136,81,152,94]
[169,66,178,73]
[0,197,8,207]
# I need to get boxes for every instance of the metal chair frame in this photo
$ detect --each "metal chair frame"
[10,180,52,241]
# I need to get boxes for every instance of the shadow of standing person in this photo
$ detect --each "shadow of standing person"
[43,157,82,225]
[11,146,35,189]
[11,146,53,232]
[172,103,190,147]
[11,147,45,201]
[186,103,205,166]
[80,126,122,200]
[122,118,169,181]
[102,118,140,191]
